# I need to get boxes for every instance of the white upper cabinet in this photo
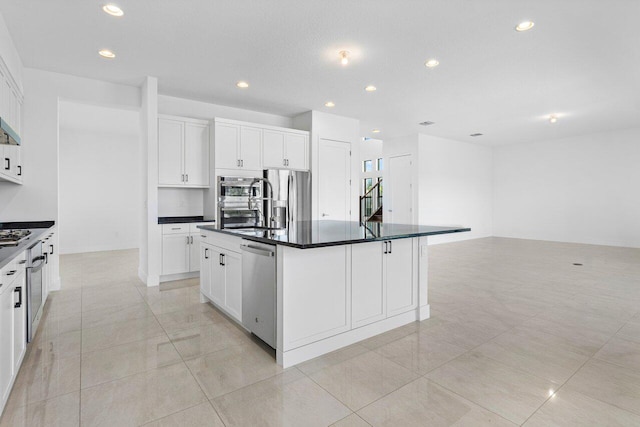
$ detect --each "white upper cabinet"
[0,63,24,185]
[214,118,309,172]
[158,116,210,188]
[262,130,308,170]
[1,144,22,184]
[263,130,285,168]
[214,121,241,170]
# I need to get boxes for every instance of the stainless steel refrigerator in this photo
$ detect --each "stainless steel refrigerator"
[264,169,311,228]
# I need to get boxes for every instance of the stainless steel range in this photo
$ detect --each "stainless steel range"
[0,229,31,246]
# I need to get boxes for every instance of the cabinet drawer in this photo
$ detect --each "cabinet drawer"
[162,224,190,234]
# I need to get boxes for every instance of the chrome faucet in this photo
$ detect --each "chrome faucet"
[248,177,274,227]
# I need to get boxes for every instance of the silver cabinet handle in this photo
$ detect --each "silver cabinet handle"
[186,236,190,244]
[241,244,275,257]
[185,174,188,182]
[204,248,209,259]
[181,174,184,182]
[171,227,181,230]
[190,236,194,244]
[321,213,329,217]
[283,159,286,166]
[383,241,388,254]
[201,235,206,238]
[388,240,392,254]
[241,159,244,167]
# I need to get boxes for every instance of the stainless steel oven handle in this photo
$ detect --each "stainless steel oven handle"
[29,259,46,273]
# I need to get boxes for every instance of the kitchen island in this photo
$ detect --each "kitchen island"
[198,221,470,367]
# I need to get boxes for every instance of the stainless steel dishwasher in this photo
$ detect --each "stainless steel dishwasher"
[241,240,276,349]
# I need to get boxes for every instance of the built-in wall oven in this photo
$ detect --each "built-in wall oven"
[26,240,45,342]
[217,176,264,229]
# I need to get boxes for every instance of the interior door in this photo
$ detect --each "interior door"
[318,139,351,221]
[183,123,209,186]
[388,154,413,224]
[158,119,184,185]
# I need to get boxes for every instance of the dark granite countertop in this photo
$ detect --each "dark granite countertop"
[0,221,55,230]
[0,228,51,270]
[198,221,470,249]
[158,216,216,225]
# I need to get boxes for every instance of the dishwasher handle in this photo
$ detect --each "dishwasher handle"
[240,244,275,257]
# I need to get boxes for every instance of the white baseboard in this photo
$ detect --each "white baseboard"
[278,309,419,368]
[419,304,430,321]
[159,271,199,283]
[49,276,61,292]
[137,267,160,287]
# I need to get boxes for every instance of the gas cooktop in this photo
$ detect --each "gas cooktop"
[0,229,32,246]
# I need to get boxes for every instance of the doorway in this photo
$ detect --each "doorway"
[387,154,413,224]
[317,139,351,221]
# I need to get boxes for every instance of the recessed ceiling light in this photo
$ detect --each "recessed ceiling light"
[102,4,124,17]
[339,50,350,65]
[365,85,377,92]
[425,59,439,68]
[549,114,558,123]
[372,129,381,133]
[325,101,335,107]
[515,21,535,32]
[236,81,249,88]
[98,49,115,59]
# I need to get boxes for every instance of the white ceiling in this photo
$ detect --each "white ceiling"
[2,0,639,145]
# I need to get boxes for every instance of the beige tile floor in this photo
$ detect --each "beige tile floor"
[1,237,639,426]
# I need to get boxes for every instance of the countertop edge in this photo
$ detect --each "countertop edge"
[0,228,51,270]
[198,225,471,249]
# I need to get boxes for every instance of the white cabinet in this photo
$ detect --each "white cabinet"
[0,278,13,407]
[0,252,27,414]
[12,274,25,374]
[214,121,262,171]
[352,239,416,326]
[263,130,308,170]
[162,234,190,275]
[158,116,210,188]
[161,222,214,276]
[214,118,309,172]
[1,144,22,184]
[200,240,242,323]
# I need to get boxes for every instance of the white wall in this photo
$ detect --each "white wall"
[158,188,203,217]
[418,134,494,244]
[0,68,140,222]
[58,127,139,254]
[293,110,361,221]
[493,128,640,248]
[159,95,292,127]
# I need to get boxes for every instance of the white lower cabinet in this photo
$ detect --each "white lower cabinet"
[200,242,242,323]
[0,255,27,415]
[161,223,214,276]
[351,239,416,327]
[0,279,13,407]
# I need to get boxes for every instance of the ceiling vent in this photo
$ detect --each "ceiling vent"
[419,121,435,126]
[470,133,483,137]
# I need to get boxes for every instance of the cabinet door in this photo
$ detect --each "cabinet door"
[183,123,209,187]
[223,251,242,322]
[239,126,262,170]
[262,130,285,168]
[215,122,240,169]
[162,234,190,275]
[200,244,212,299]
[158,119,185,185]
[0,285,14,404]
[189,233,201,272]
[15,146,22,181]
[385,239,416,316]
[351,241,385,328]
[12,275,26,372]
[2,144,18,178]
[285,133,307,170]
[209,247,226,308]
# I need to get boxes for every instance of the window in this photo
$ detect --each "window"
[363,178,373,194]
[362,160,373,172]
[376,158,383,171]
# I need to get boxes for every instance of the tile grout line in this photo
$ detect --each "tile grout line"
[518,318,632,426]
